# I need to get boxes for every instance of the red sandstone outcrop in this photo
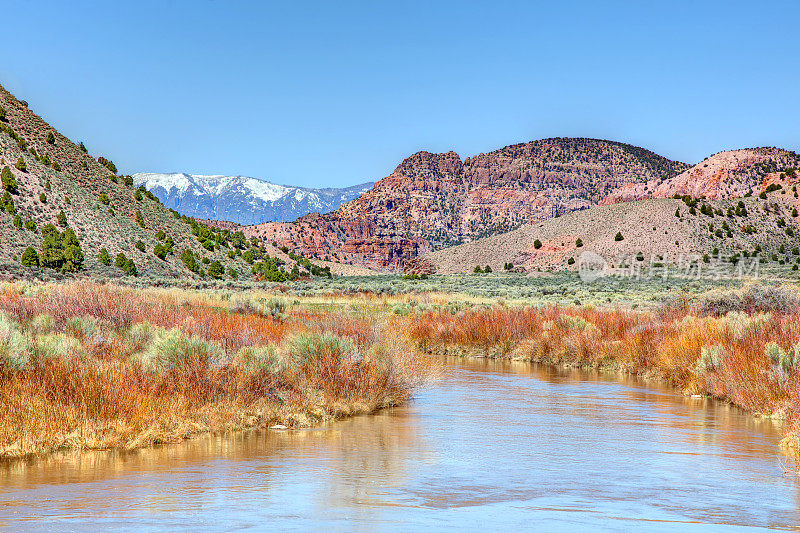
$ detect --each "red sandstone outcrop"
[602,148,800,204]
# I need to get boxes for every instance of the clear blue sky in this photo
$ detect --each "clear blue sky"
[1,1,798,188]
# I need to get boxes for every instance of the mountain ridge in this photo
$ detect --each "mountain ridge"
[235,138,691,268]
[133,172,373,224]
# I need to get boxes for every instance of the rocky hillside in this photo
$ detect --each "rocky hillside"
[133,172,373,224]
[0,83,337,282]
[425,172,800,274]
[603,148,800,204]
[241,138,689,269]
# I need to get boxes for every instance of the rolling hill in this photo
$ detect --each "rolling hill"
[0,83,343,281]
[603,148,800,204]
[425,170,800,274]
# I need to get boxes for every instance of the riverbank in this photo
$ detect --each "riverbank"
[3,279,799,464]
[409,283,800,460]
[0,282,431,458]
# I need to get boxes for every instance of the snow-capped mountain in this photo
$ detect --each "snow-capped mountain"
[132,173,374,224]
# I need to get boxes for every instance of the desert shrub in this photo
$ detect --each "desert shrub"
[135,210,144,228]
[123,321,159,354]
[533,239,542,249]
[98,248,111,265]
[39,192,46,203]
[46,132,55,144]
[29,314,55,335]
[122,258,138,277]
[721,312,771,340]
[14,156,26,172]
[136,328,226,373]
[615,232,624,241]
[39,224,84,273]
[699,284,800,315]
[392,303,411,316]
[21,247,39,267]
[0,313,27,372]
[695,344,723,374]
[65,316,100,342]
[153,244,167,260]
[99,193,110,205]
[284,331,355,367]
[765,342,800,372]
[235,344,285,373]
[31,333,84,363]
[135,240,145,252]
[208,260,224,279]
[264,297,287,320]
[1,166,17,193]
[25,220,36,232]
[229,295,256,315]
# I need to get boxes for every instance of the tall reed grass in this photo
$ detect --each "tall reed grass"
[0,282,430,457]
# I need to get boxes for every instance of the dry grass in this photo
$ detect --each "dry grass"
[0,282,431,458]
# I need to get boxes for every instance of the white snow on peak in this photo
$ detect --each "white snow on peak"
[133,172,196,195]
[238,177,293,202]
[132,171,374,224]
[132,172,296,202]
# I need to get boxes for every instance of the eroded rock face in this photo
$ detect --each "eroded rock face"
[332,138,687,246]
[602,148,800,204]
[237,141,799,271]
[240,138,689,270]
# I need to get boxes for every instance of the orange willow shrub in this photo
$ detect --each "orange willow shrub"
[0,283,286,351]
[0,283,429,457]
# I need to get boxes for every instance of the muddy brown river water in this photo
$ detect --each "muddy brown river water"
[1,358,799,531]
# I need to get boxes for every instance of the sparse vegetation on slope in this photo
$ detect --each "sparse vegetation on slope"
[0,83,343,282]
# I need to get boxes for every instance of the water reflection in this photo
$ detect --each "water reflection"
[1,358,799,531]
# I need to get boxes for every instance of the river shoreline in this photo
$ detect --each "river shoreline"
[411,300,800,467]
[0,282,430,459]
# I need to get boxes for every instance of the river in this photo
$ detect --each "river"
[1,358,798,531]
